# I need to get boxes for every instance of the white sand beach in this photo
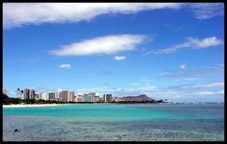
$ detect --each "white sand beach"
[3,104,65,108]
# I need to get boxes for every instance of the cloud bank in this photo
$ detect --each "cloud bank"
[180,82,224,89]
[4,3,224,29]
[190,3,224,20]
[50,34,145,56]
[149,37,223,55]
[158,67,224,79]
[3,3,183,29]
[31,80,224,102]
[72,81,224,102]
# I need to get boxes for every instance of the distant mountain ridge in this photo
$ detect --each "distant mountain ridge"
[120,94,154,101]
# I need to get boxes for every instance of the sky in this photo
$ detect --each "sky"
[3,3,224,102]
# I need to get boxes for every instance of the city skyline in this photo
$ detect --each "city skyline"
[3,3,224,102]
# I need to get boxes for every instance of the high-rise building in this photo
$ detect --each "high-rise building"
[89,92,96,96]
[23,89,30,99]
[82,94,92,102]
[99,98,104,102]
[40,93,47,100]
[3,88,7,95]
[68,90,74,102]
[112,97,120,102]
[49,92,55,101]
[89,93,95,101]
[59,90,68,102]
[104,94,112,103]
[75,95,84,102]
[56,92,58,98]
[93,96,100,103]
[89,92,96,102]
[30,89,36,99]
[35,94,39,100]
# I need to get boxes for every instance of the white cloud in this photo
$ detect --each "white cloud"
[193,91,215,95]
[131,83,140,86]
[35,86,54,93]
[3,3,183,29]
[180,82,224,89]
[158,67,224,78]
[17,58,40,63]
[217,90,224,94]
[179,64,186,69]
[184,78,200,81]
[9,91,16,95]
[149,37,223,55]
[56,88,64,92]
[59,64,71,69]
[188,37,223,48]
[190,3,224,20]
[3,3,223,29]
[50,34,145,56]
[114,56,126,61]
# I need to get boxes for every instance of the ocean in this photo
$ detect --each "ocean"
[3,103,224,141]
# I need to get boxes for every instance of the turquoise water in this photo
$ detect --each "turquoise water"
[3,104,224,141]
[3,104,184,122]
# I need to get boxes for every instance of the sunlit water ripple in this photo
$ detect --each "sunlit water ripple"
[3,103,224,141]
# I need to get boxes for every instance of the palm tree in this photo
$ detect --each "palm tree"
[31,93,36,100]
[20,90,24,99]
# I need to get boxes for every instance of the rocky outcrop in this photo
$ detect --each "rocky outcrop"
[120,94,154,101]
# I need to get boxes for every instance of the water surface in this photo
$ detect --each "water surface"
[3,103,224,141]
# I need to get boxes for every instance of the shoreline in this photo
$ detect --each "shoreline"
[2,102,171,108]
[2,104,65,108]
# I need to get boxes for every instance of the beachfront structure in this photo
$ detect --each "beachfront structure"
[99,98,104,102]
[104,94,112,103]
[82,94,93,102]
[89,92,96,96]
[56,92,58,98]
[89,92,96,102]
[112,97,120,102]
[40,93,47,100]
[35,94,39,100]
[3,88,7,95]
[75,95,84,102]
[23,89,36,99]
[48,92,55,101]
[59,90,68,102]
[30,89,36,99]
[23,89,30,99]
[55,98,59,102]
[93,96,100,103]
[68,90,74,102]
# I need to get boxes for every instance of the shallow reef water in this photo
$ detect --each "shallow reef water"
[3,103,224,141]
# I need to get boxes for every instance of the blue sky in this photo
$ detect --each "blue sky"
[3,3,224,102]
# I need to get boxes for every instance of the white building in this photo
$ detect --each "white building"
[3,88,7,95]
[68,90,74,102]
[40,93,47,100]
[75,95,84,102]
